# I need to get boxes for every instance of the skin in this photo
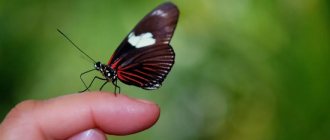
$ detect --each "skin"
[0,92,160,140]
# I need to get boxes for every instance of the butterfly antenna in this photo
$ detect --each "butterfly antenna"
[57,29,96,63]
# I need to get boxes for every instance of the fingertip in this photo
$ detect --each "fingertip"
[86,92,160,135]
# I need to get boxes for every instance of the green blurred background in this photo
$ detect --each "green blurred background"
[1,0,329,139]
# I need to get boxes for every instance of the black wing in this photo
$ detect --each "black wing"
[108,2,179,89]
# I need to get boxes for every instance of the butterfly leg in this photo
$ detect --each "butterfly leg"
[112,79,121,95]
[80,69,96,92]
[80,76,106,93]
[99,81,108,91]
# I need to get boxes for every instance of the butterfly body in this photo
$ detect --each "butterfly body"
[94,62,116,81]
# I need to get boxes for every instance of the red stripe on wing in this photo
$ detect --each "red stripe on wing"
[119,71,150,82]
[117,71,144,86]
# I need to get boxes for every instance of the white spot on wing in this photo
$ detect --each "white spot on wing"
[151,9,167,17]
[128,32,156,48]
[145,83,161,90]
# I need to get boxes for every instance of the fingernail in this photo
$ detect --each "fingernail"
[68,129,106,140]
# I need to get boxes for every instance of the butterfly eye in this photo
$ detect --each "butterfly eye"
[94,62,101,69]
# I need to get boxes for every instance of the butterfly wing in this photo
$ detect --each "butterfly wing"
[108,2,179,89]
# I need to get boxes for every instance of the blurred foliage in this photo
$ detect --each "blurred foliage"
[0,0,329,140]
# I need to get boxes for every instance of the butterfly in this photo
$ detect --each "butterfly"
[58,2,179,94]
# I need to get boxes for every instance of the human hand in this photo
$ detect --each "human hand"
[0,92,160,140]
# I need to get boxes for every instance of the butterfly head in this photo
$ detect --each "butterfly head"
[94,62,116,80]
